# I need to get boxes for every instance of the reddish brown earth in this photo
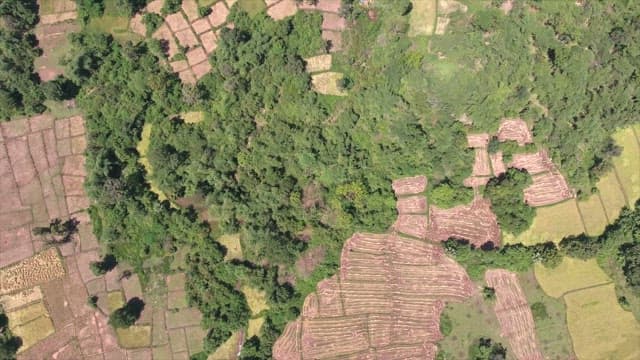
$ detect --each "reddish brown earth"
[273,233,475,360]
[396,195,427,214]
[467,133,490,148]
[524,171,573,206]
[497,119,533,146]
[426,198,501,247]
[509,150,554,175]
[298,0,342,13]
[295,246,326,278]
[267,0,298,20]
[321,12,347,31]
[393,214,429,239]
[485,269,544,360]
[391,175,427,196]
[463,176,490,188]
[472,148,491,177]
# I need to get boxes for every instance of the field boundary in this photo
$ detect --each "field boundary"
[560,281,613,298]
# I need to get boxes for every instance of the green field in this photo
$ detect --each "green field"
[87,0,142,42]
[239,0,266,16]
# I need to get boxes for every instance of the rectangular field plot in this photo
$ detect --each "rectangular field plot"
[577,193,609,236]
[596,171,627,222]
[505,199,585,245]
[534,257,611,298]
[116,325,152,348]
[565,284,640,360]
[409,0,437,36]
[611,127,640,205]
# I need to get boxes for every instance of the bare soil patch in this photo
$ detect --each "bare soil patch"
[391,175,427,196]
[467,133,490,148]
[509,150,554,175]
[274,232,475,359]
[395,195,427,214]
[267,0,298,20]
[426,198,501,247]
[497,118,533,146]
[524,172,573,207]
[485,269,544,360]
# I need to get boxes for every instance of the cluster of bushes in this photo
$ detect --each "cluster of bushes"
[0,311,21,360]
[484,168,536,235]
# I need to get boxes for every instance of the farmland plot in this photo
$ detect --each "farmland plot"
[426,198,501,247]
[497,118,533,146]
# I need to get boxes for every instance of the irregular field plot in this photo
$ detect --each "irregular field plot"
[534,257,611,298]
[408,0,437,37]
[242,286,269,315]
[311,72,347,96]
[218,233,243,260]
[116,325,152,348]
[565,284,640,360]
[611,127,640,204]
[505,199,584,245]
[577,193,608,236]
[247,316,265,337]
[209,331,242,360]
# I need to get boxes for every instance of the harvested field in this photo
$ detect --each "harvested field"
[490,151,506,176]
[311,72,347,96]
[611,127,640,204]
[209,1,231,27]
[116,326,152,348]
[426,198,501,247]
[0,248,65,295]
[182,111,204,124]
[242,286,269,315]
[505,199,584,245]
[408,0,437,37]
[305,54,332,73]
[565,284,640,360]
[485,269,543,360]
[524,171,573,207]
[497,118,533,146]
[391,175,427,196]
[209,331,243,360]
[218,233,243,260]
[298,0,340,13]
[534,257,611,298]
[322,30,342,52]
[577,193,609,236]
[392,214,428,238]
[7,301,55,353]
[321,12,346,31]
[0,286,42,311]
[472,148,491,176]
[267,0,298,20]
[596,170,627,222]
[467,133,489,148]
[395,195,427,214]
[247,317,265,337]
[274,233,475,359]
[463,176,490,188]
[509,150,554,175]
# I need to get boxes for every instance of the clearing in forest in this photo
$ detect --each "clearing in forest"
[241,286,269,337]
[182,111,205,124]
[218,233,243,260]
[534,257,611,299]
[209,331,244,360]
[87,0,141,42]
[408,0,437,37]
[311,72,347,96]
[273,232,475,359]
[485,269,544,360]
[34,0,80,82]
[136,123,170,202]
[565,284,640,360]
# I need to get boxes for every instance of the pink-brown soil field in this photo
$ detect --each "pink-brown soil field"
[392,215,428,239]
[321,12,346,31]
[485,269,543,360]
[490,151,506,176]
[298,0,341,13]
[396,195,427,214]
[524,171,573,206]
[426,198,501,247]
[497,119,533,146]
[273,233,475,359]
[392,175,427,196]
[509,150,554,175]
[467,133,489,148]
[267,0,298,20]
[472,148,491,176]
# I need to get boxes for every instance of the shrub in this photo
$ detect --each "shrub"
[530,302,548,321]
[109,297,145,328]
[484,169,535,235]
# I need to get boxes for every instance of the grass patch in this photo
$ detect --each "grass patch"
[185,326,207,354]
[238,0,266,17]
[504,199,584,245]
[247,316,264,338]
[107,290,126,313]
[208,331,241,360]
[181,111,205,124]
[218,233,243,260]
[518,271,575,359]
[87,0,142,42]
[44,100,82,119]
[436,283,506,359]
[611,127,640,205]
[311,72,347,96]
[137,123,170,202]
[565,284,640,360]
[534,257,611,298]
[577,193,608,236]
[116,325,152,348]
[7,301,54,352]
[241,286,269,315]
[408,0,437,37]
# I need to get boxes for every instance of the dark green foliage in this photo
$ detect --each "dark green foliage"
[440,312,453,337]
[0,0,45,119]
[559,233,601,260]
[162,0,182,15]
[142,13,164,37]
[469,337,507,360]
[620,242,640,294]
[89,254,117,276]
[76,0,105,23]
[198,6,211,18]
[32,218,79,244]
[109,297,145,328]
[482,286,496,300]
[484,169,535,235]
[0,311,21,360]
[88,295,99,308]
[429,181,474,208]
[530,302,548,321]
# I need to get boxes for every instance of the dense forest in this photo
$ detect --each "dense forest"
[53,0,640,358]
